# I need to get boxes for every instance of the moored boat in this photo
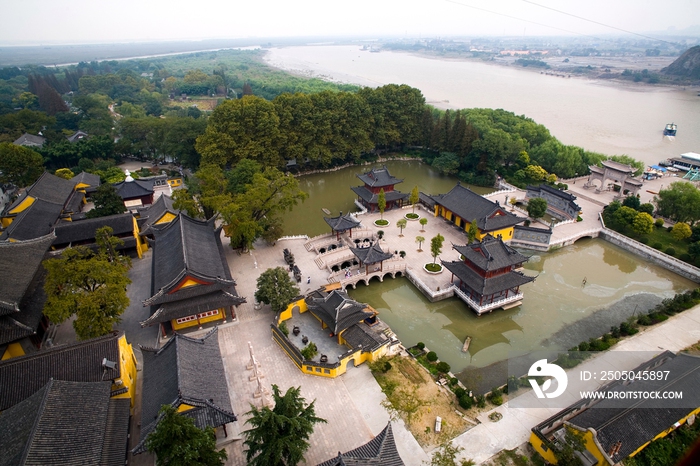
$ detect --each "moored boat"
[664,123,677,136]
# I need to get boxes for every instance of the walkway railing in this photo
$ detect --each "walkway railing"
[277,234,309,242]
[330,261,406,286]
[549,228,601,248]
[452,287,524,315]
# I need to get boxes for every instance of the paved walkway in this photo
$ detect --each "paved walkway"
[451,303,700,464]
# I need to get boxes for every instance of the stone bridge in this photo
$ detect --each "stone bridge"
[328,261,407,290]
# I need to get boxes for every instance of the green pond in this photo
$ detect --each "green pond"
[283,161,696,372]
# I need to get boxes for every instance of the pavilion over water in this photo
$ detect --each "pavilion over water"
[350,242,393,274]
[351,165,408,212]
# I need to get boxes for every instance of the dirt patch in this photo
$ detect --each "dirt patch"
[480,442,546,466]
[372,355,471,448]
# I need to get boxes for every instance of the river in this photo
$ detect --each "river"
[264,45,700,168]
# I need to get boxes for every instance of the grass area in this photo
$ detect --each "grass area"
[405,213,420,219]
[481,444,546,466]
[374,219,389,226]
[424,263,443,272]
[640,226,691,258]
[370,356,469,448]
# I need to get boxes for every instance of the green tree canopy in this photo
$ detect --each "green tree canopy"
[409,185,419,213]
[671,222,692,241]
[467,219,479,244]
[243,385,327,466]
[397,218,407,236]
[42,226,131,340]
[196,95,282,168]
[416,235,425,251]
[378,188,386,219]
[0,142,44,187]
[430,233,445,264]
[255,267,301,314]
[632,212,654,236]
[656,182,700,225]
[527,197,548,220]
[145,405,227,466]
[87,183,127,218]
[419,217,428,231]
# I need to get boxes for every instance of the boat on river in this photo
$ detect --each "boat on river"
[664,123,677,136]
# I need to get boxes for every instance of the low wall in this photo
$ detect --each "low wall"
[404,268,454,302]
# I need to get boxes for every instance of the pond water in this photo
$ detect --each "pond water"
[347,238,695,372]
[281,159,491,237]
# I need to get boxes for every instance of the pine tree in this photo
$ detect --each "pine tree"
[243,385,327,466]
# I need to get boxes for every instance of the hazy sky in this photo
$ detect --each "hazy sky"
[1,0,698,45]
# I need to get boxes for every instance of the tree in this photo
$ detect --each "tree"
[467,219,479,244]
[0,142,44,187]
[671,222,692,241]
[243,385,327,466]
[255,267,301,314]
[378,188,386,219]
[509,197,517,211]
[409,185,419,213]
[553,427,586,466]
[397,218,407,236]
[632,212,654,236]
[87,183,126,218]
[419,217,428,232]
[430,442,474,466]
[656,182,700,225]
[622,195,641,210]
[54,168,74,180]
[416,236,425,251]
[527,197,548,220]
[172,189,202,219]
[43,227,131,340]
[145,405,227,466]
[430,234,445,264]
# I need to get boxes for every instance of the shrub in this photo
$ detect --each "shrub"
[436,361,451,374]
[680,253,692,262]
[665,247,676,256]
[610,326,621,338]
[620,321,639,336]
[653,242,663,250]
[454,387,466,398]
[300,342,318,360]
[416,342,425,350]
[666,226,673,232]
[377,230,384,239]
[449,377,458,386]
[638,314,652,326]
[639,237,649,244]
[476,395,486,408]
[459,395,473,410]
[381,361,392,373]
[399,250,406,258]
[655,218,664,228]
[427,351,438,362]
[279,321,289,337]
[578,341,590,352]
[489,394,503,406]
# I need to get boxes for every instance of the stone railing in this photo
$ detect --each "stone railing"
[549,228,601,248]
[452,287,524,315]
[553,218,576,228]
[277,234,309,242]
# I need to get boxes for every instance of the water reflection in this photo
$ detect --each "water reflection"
[349,238,695,372]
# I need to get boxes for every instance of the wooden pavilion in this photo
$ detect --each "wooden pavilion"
[349,242,393,274]
[323,211,361,240]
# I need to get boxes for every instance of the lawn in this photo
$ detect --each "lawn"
[640,226,691,258]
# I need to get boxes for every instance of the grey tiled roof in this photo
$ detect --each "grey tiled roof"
[66,130,88,143]
[137,195,181,234]
[16,172,76,206]
[0,263,47,346]
[0,331,123,411]
[442,259,535,296]
[141,289,244,327]
[317,422,404,466]
[453,236,529,272]
[431,183,523,233]
[350,242,393,265]
[112,179,153,199]
[1,198,65,241]
[53,213,135,247]
[0,379,128,466]
[324,213,361,232]
[340,323,389,353]
[13,133,46,147]
[0,233,54,314]
[71,171,101,188]
[306,290,374,335]
[567,352,700,463]
[601,159,635,173]
[135,328,236,453]
[351,186,408,204]
[356,166,403,188]
[145,214,238,306]
[527,184,577,202]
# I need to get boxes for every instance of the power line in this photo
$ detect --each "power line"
[443,0,603,39]
[522,0,676,44]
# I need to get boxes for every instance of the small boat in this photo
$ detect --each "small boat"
[663,123,677,136]
[321,208,331,215]
[462,336,472,353]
